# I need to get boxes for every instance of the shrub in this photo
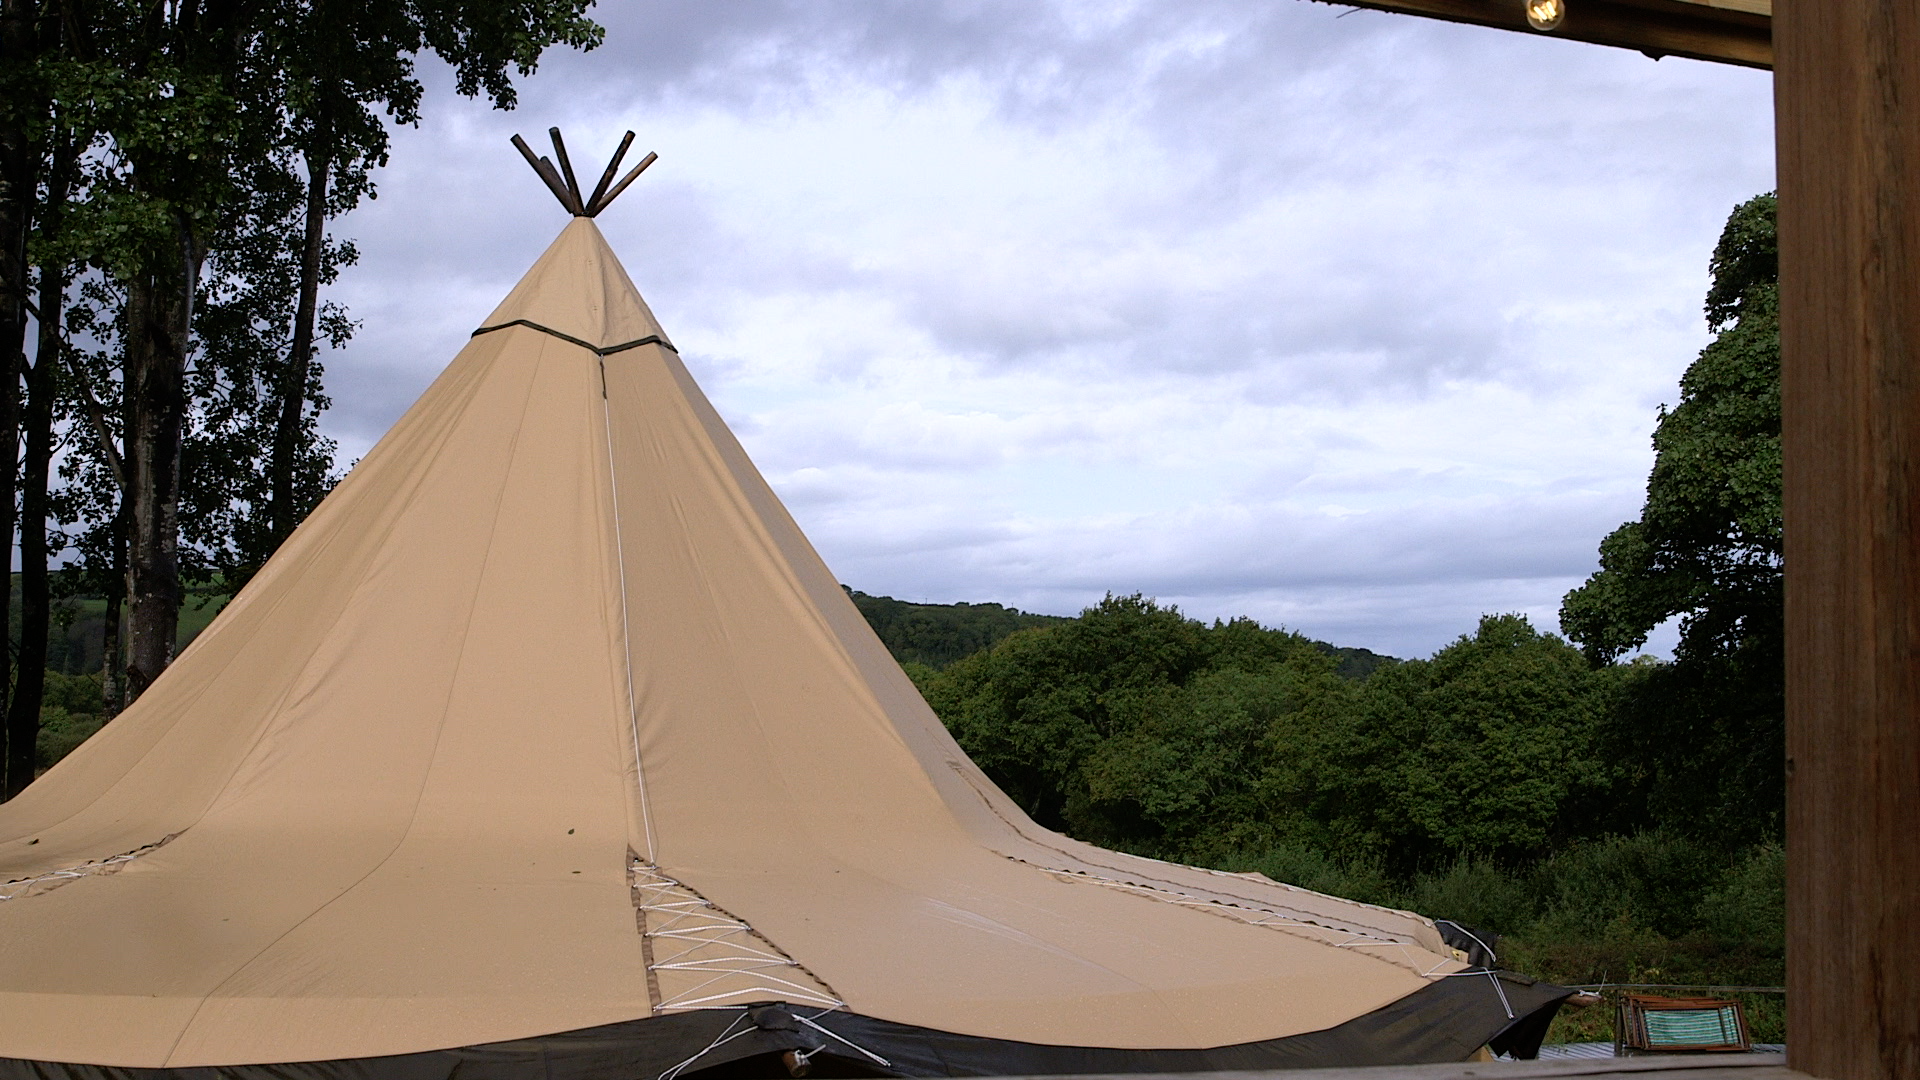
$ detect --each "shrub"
[1531,831,1724,940]
[1697,843,1785,950]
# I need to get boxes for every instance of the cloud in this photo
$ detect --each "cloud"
[320,0,1773,658]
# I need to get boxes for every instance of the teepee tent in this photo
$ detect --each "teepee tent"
[0,132,1569,1080]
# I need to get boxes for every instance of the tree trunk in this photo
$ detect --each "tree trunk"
[103,505,127,713]
[9,259,63,796]
[7,144,71,797]
[122,244,193,701]
[270,143,329,547]
[0,0,33,794]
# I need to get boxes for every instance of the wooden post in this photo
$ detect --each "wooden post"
[1776,6,1920,1080]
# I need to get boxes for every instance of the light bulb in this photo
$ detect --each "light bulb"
[1525,0,1565,31]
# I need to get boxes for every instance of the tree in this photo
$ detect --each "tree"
[1334,615,1619,868]
[922,598,1622,870]
[261,0,604,554]
[61,0,602,698]
[1559,192,1783,847]
[845,589,1067,668]
[0,0,89,794]
[7,120,83,797]
[926,594,1213,831]
[1078,649,1351,860]
[179,142,348,591]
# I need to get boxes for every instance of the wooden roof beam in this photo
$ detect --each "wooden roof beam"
[1309,0,1771,70]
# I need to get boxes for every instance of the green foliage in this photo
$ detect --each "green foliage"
[179,157,349,586]
[857,587,1394,678]
[35,672,107,770]
[40,669,104,715]
[1081,659,1346,854]
[1351,616,1621,864]
[885,586,1783,1032]
[1401,860,1538,939]
[897,660,941,698]
[1696,843,1785,949]
[1562,192,1780,663]
[1529,831,1726,940]
[926,594,1214,830]
[1561,192,1783,848]
[847,589,1066,669]
[1208,842,1399,908]
[919,599,1621,871]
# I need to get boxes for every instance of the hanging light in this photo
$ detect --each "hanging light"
[1524,0,1565,30]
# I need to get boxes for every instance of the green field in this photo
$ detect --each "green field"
[16,578,230,676]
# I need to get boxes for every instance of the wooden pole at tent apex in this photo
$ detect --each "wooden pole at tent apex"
[511,129,656,218]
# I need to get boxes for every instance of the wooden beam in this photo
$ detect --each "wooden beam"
[1777,4,1920,1080]
[1313,0,1770,69]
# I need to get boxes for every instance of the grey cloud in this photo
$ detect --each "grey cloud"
[807,490,1628,656]
[311,0,1768,658]
[418,1,1772,402]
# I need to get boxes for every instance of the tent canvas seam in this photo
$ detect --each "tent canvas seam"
[602,362,656,865]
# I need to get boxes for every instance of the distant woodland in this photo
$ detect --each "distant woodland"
[847,589,1394,679]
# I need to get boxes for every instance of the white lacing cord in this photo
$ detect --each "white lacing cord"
[795,1011,893,1068]
[1430,968,1516,1019]
[657,1009,754,1080]
[1423,922,1511,1015]
[1486,970,1516,1019]
[632,861,844,1013]
[652,1006,892,1080]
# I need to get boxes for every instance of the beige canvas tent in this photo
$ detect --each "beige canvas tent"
[0,134,1568,1080]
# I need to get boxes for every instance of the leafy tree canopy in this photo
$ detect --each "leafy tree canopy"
[923,599,1620,871]
[846,589,1066,670]
[1559,192,1782,847]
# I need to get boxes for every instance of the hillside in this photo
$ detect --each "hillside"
[12,576,227,676]
[846,589,1069,669]
[847,587,1396,677]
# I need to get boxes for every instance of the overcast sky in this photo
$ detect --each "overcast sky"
[323,0,1775,660]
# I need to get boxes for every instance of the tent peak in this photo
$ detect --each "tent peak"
[511,128,657,218]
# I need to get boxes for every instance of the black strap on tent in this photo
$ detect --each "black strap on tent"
[511,129,657,218]
[469,319,677,357]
